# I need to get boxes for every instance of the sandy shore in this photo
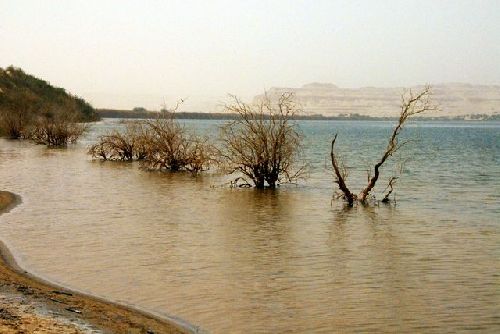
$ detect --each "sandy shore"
[0,191,198,334]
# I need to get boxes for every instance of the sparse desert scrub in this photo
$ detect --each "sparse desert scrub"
[218,93,306,188]
[330,85,437,206]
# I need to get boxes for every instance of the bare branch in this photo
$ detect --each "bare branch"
[331,85,436,205]
[357,85,436,202]
[381,177,398,203]
[330,134,355,206]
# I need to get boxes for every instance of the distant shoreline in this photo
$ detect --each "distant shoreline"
[0,191,199,334]
[97,109,500,122]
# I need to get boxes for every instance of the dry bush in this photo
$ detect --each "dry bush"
[1,92,87,146]
[89,121,149,161]
[0,91,37,138]
[29,117,86,146]
[141,117,213,173]
[27,103,87,147]
[331,85,437,206]
[0,106,30,138]
[89,116,213,174]
[219,93,305,188]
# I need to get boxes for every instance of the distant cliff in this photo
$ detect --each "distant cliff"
[257,82,500,117]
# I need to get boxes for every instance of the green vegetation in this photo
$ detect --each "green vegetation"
[0,66,98,144]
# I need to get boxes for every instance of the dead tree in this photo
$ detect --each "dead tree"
[331,85,436,205]
[330,134,355,206]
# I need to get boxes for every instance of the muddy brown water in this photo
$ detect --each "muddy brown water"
[0,120,499,332]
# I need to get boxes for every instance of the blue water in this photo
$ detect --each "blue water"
[85,118,500,221]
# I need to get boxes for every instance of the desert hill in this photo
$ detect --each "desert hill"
[258,82,500,118]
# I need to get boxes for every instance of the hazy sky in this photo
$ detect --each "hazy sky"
[1,0,499,110]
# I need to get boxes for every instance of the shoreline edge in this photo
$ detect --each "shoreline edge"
[0,190,203,334]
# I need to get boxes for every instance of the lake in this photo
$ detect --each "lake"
[0,119,499,333]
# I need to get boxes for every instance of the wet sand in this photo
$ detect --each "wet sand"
[0,191,196,334]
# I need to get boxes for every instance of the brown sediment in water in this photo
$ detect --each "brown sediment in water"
[0,191,196,334]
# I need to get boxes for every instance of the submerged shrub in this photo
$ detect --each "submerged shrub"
[89,117,213,174]
[27,102,87,147]
[219,92,306,188]
[0,90,37,138]
[89,121,149,161]
[141,117,212,173]
[29,117,86,146]
[0,106,30,139]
